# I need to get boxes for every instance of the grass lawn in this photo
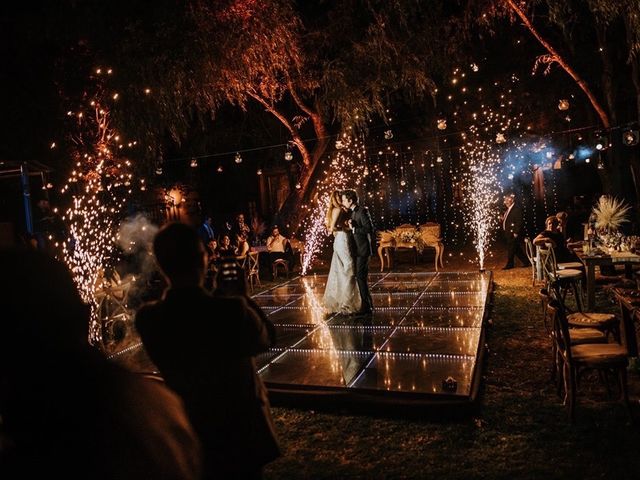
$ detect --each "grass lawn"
[264,250,640,480]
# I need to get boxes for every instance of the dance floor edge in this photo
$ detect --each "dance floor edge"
[254,271,493,411]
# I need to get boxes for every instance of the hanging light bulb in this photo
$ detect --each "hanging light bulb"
[217,165,223,173]
[558,99,570,111]
[155,165,163,175]
[495,133,507,144]
[295,182,301,189]
[190,158,198,168]
[436,156,443,163]
[437,119,447,130]
[284,150,293,161]
[257,169,263,175]
[400,179,406,187]
[234,152,242,164]
[384,130,393,140]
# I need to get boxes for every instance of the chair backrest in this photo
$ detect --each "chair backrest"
[546,300,573,364]
[377,230,395,244]
[524,237,535,265]
[538,288,552,334]
[538,243,559,281]
[247,251,259,274]
[418,223,441,244]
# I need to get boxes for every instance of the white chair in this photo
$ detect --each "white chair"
[525,237,542,285]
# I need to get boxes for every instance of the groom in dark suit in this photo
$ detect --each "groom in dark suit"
[341,189,374,315]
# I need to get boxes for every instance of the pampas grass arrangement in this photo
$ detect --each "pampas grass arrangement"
[592,195,631,233]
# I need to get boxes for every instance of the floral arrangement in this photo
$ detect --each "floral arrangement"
[392,229,426,254]
[592,195,630,234]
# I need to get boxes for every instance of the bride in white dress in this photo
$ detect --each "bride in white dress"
[323,190,362,314]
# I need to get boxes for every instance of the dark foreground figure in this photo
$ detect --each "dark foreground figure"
[136,223,280,480]
[0,249,202,479]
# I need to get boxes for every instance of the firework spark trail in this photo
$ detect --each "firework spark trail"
[301,134,369,274]
[461,136,502,270]
[61,93,134,345]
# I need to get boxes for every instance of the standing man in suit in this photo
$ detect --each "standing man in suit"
[341,189,375,314]
[501,193,529,270]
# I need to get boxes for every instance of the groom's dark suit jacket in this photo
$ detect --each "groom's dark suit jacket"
[350,205,375,257]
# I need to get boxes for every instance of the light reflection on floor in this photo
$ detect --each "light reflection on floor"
[255,271,491,399]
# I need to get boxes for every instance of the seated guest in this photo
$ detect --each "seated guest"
[205,239,220,290]
[217,234,235,257]
[235,232,250,258]
[556,211,568,239]
[266,225,288,261]
[534,216,577,263]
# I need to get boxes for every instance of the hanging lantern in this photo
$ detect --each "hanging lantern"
[190,158,198,168]
[558,99,570,111]
[437,118,447,130]
[284,150,293,161]
[234,152,242,164]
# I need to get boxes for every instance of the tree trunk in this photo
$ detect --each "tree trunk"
[251,84,331,234]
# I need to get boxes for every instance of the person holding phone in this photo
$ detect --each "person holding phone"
[135,223,280,480]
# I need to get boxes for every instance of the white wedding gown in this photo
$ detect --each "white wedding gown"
[323,231,362,314]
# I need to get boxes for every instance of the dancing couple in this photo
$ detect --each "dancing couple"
[323,189,374,316]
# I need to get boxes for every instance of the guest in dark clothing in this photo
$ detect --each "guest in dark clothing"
[501,193,529,269]
[0,249,202,480]
[534,216,578,263]
[198,215,216,254]
[135,223,280,480]
[217,234,236,257]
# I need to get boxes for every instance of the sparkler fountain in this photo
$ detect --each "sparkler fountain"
[461,131,502,271]
[60,79,134,345]
[300,133,369,274]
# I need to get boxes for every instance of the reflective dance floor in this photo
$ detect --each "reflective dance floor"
[253,271,492,408]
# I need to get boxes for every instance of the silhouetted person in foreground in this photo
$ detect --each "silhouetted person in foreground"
[135,223,280,480]
[0,249,202,480]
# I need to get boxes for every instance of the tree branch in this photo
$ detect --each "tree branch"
[247,90,311,166]
[505,0,610,128]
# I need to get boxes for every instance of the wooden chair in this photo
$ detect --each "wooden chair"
[539,244,584,311]
[272,258,289,280]
[376,230,395,272]
[539,288,607,389]
[541,258,619,341]
[418,222,444,271]
[244,251,261,291]
[547,300,631,423]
